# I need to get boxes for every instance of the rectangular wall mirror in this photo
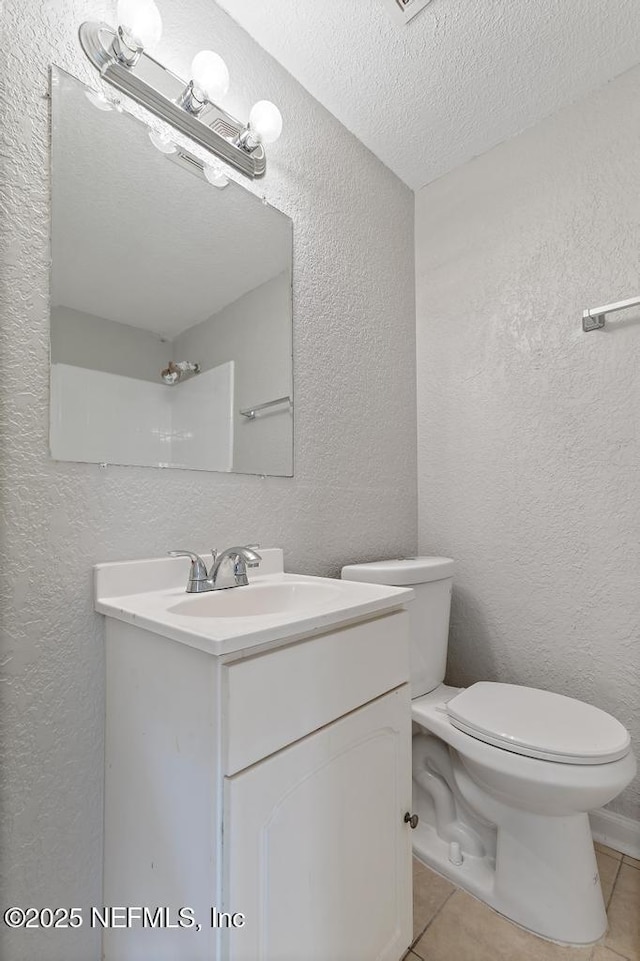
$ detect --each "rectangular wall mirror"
[50,67,293,476]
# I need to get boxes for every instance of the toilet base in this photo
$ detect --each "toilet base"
[411,803,607,945]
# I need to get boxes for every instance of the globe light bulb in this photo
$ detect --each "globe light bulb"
[116,0,163,49]
[248,100,283,145]
[191,50,229,104]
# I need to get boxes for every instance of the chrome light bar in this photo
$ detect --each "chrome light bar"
[78,21,266,178]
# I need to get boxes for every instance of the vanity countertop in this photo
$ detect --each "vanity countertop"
[95,549,413,657]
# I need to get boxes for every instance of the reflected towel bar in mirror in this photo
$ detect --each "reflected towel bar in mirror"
[240,396,292,419]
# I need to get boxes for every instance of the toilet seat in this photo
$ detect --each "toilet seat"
[446,682,630,765]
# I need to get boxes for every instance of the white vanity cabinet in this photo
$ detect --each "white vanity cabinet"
[98,553,413,961]
[224,687,410,961]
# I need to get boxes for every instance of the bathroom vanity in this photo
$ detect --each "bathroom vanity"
[95,549,414,961]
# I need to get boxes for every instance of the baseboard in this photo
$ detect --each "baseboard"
[590,808,640,859]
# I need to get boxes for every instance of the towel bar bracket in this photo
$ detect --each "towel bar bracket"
[582,312,605,332]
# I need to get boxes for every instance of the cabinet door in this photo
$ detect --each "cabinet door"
[222,687,412,961]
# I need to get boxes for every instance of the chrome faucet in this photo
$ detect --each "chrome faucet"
[168,546,262,592]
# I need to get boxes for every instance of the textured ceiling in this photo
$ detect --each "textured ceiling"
[214,0,640,189]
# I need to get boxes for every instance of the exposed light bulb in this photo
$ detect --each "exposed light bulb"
[248,100,282,145]
[148,129,177,154]
[191,50,229,103]
[116,0,163,50]
[203,164,229,189]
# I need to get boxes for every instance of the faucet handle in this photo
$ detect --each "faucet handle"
[210,548,218,567]
[167,550,208,580]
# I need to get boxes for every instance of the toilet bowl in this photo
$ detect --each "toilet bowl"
[411,684,635,943]
[341,558,636,945]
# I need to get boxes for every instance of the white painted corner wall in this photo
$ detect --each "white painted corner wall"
[174,272,293,475]
[415,63,640,822]
[0,2,416,958]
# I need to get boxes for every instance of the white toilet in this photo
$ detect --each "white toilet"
[341,557,636,945]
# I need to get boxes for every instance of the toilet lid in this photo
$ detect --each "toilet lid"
[446,682,630,765]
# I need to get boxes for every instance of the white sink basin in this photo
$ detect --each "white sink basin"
[95,548,413,656]
[169,580,344,618]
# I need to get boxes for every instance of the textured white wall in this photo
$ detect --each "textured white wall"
[416,65,640,820]
[0,2,416,958]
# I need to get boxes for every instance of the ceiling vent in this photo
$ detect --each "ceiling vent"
[382,0,434,25]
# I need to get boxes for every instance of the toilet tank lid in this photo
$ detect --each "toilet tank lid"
[341,556,454,586]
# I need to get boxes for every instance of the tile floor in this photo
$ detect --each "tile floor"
[406,844,639,961]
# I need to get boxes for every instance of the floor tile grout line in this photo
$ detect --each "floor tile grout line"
[410,888,457,959]
[415,887,456,941]
[596,844,624,863]
[592,855,630,961]
[601,945,634,961]
[606,857,623,910]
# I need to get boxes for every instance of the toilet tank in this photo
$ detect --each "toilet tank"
[341,557,454,698]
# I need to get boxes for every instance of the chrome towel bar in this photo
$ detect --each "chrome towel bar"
[582,295,640,331]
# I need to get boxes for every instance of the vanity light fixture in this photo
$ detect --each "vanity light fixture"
[79,0,282,178]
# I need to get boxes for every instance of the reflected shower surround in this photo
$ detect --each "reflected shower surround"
[51,362,235,471]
